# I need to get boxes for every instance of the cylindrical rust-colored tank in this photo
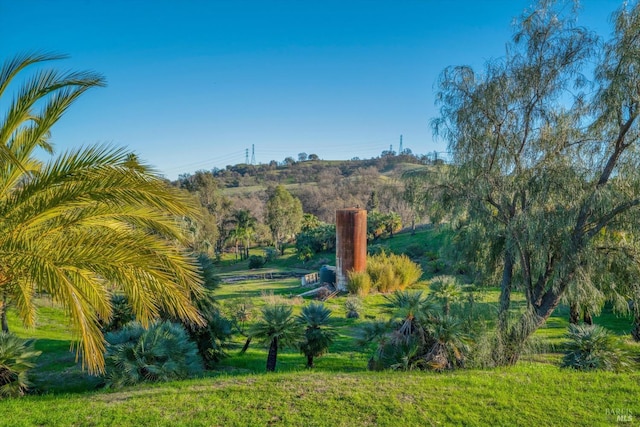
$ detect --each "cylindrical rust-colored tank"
[335,208,367,291]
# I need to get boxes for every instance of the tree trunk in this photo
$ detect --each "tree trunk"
[501,291,562,365]
[497,249,515,335]
[266,337,278,372]
[569,303,580,325]
[0,307,8,333]
[239,336,252,354]
[583,310,593,325]
[632,315,640,342]
[0,292,8,333]
[411,219,416,235]
[306,354,314,368]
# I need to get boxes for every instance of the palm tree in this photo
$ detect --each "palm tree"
[230,209,257,260]
[297,303,336,368]
[383,290,436,344]
[425,314,470,370]
[249,305,300,372]
[0,332,41,397]
[428,276,463,316]
[0,53,204,374]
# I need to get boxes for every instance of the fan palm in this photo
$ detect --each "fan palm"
[383,290,437,345]
[0,332,41,397]
[297,303,335,368]
[428,276,463,315]
[104,321,204,388]
[0,53,204,374]
[425,314,471,370]
[249,304,301,372]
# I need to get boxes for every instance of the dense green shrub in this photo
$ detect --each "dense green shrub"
[104,321,204,388]
[561,324,630,372]
[295,223,336,260]
[248,255,266,269]
[426,259,446,274]
[366,252,422,294]
[0,333,41,397]
[347,271,372,296]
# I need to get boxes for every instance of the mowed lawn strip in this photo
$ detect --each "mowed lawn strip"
[1,366,638,427]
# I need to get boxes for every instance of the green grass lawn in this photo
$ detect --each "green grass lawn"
[1,367,638,426]
[3,227,639,426]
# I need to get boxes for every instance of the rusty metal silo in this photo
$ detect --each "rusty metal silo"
[335,208,367,291]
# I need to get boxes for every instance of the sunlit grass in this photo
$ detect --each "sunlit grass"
[1,366,638,426]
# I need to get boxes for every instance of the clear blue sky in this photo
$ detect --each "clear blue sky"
[1,1,615,179]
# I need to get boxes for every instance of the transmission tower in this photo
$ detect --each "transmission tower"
[251,144,256,165]
[399,135,403,154]
[245,148,249,164]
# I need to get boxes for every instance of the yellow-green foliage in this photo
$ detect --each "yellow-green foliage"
[365,252,423,294]
[346,270,372,296]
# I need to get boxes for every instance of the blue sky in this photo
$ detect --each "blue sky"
[1,1,615,179]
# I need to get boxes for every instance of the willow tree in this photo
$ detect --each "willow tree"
[432,1,640,363]
[0,53,204,373]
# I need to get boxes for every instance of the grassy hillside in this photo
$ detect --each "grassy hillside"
[3,228,639,426]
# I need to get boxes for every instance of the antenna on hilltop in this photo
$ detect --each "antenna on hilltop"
[251,144,256,165]
[399,135,403,154]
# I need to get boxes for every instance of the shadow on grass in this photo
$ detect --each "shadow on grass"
[29,339,103,395]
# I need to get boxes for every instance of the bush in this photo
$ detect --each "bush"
[345,296,363,319]
[104,321,204,388]
[248,255,266,269]
[367,252,423,293]
[426,259,446,274]
[0,332,41,397]
[264,247,278,263]
[347,271,372,296]
[561,324,630,372]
